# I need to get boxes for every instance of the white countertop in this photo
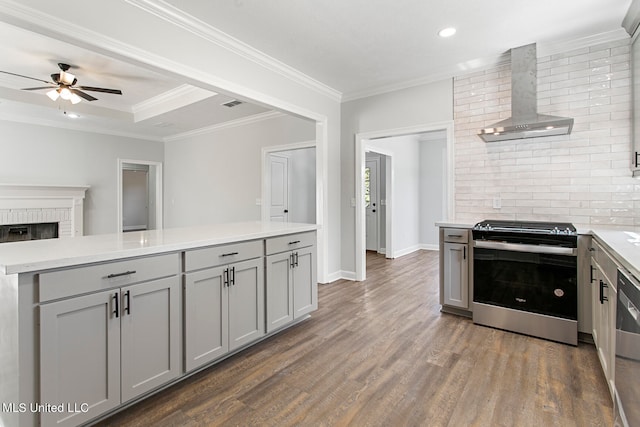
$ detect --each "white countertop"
[591,229,640,280]
[0,221,318,275]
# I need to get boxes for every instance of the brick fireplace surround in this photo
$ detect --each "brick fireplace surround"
[0,184,90,237]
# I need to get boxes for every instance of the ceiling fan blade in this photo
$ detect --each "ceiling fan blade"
[0,70,53,84]
[70,88,98,101]
[21,86,55,91]
[77,86,122,95]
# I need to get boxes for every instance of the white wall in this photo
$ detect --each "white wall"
[0,120,163,235]
[341,80,454,274]
[454,39,638,226]
[164,114,315,227]
[419,136,447,246]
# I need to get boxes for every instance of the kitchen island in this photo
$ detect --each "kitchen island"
[0,221,318,427]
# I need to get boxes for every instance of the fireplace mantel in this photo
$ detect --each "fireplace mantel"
[0,184,90,237]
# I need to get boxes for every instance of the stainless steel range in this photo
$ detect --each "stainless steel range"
[472,220,578,345]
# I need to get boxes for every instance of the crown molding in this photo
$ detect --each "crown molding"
[125,0,342,102]
[0,113,163,142]
[342,29,629,103]
[537,28,630,58]
[164,110,285,142]
[132,84,217,122]
[341,52,510,103]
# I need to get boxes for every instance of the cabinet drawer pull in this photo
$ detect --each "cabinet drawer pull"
[112,293,119,318]
[124,290,131,315]
[106,270,136,279]
[223,268,229,287]
[220,252,239,257]
[447,234,462,238]
[463,246,466,260]
[599,279,608,304]
[230,266,235,286]
[288,240,301,245]
[294,252,299,267]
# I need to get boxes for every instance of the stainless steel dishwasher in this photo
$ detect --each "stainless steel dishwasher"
[614,268,640,427]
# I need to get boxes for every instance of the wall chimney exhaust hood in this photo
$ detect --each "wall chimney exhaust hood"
[478,43,574,142]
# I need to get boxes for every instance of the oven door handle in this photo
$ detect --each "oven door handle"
[473,240,577,256]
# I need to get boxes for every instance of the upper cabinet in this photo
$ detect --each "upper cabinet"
[625,0,640,177]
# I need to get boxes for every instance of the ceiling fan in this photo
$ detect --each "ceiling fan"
[0,62,122,104]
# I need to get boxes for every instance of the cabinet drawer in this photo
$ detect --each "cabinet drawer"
[39,253,179,303]
[266,231,316,255]
[443,228,468,243]
[184,239,263,272]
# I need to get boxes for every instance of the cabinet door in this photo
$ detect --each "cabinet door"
[184,266,229,371]
[120,276,180,402]
[40,290,121,427]
[228,257,265,351]
[266,251,294,332]
[592,263,615,399]
[293,245,317,319]
[443,242,469,309]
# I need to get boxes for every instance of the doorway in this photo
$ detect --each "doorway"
[117,159,163,233]
[122,166,149,231]
[355,121,455,281]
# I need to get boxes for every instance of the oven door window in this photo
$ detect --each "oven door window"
[474,248,577,320]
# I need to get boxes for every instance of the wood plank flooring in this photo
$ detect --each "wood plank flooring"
[95,250,613,427]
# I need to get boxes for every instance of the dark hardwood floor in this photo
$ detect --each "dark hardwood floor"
[96,250,613,427]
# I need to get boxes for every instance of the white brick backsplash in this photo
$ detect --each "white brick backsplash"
[453,40,639,225]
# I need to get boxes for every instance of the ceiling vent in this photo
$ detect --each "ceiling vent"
[221,99,243,108]
[477,43,574,142]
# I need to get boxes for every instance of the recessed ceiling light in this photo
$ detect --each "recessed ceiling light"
[65,112,80,119]
[438,27,456,38]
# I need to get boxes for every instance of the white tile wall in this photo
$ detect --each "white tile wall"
[0,208,72,237]
[454,40,640,227]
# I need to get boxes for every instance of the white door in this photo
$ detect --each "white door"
[365,158,379,251]
[270,155,289,222]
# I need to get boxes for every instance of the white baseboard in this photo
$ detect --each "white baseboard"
[323,270,356,283]
[420,243,439,251]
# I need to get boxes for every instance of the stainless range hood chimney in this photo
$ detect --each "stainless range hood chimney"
[478,43,574,142]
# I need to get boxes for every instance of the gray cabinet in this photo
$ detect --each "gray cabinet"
[440,228,470,311]
[40,264,180,427]
[40,290,120,427]
[265,232,317,333]
[184,241,265,372]
[590,239,619,399]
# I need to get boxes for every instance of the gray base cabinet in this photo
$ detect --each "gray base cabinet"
[183,241,265,372]
[265,232,317,333]
[1,225,318,427]
[40,274,180,427]
[443,242,469,309]
[439,227,471,312]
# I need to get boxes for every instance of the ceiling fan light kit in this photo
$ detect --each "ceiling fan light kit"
[0,62,122,107]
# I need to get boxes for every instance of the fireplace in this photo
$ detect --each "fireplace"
[0,222,59,243]
[0,184,89,238]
